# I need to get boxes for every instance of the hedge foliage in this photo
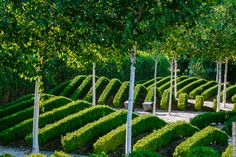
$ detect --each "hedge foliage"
[0,154,15,157]
[98,78,122,105]
[186,146,220,157]
[173,126,228,157]
[222,144,232,157]
[147,77,170,90]
[0,96,70,132]
[223,115,236,135]
[158,76,188,93]
[175,77,198,92]
[194,95,204,111]
[177,93,188,110]
[113,81,129,107]
[232,94,236,103]
[62,110,137,152]
[190,111,236,129]
[93,114,167,153]
[71,75,93,100]
[160,89,176,110]
[220,84,236,100]
[177,79,207,97]
[133,122,199,152]
[60,75,86,97]
[50,151,72,157]
[84,76,110,102]
[128,150,163,157]
[27,154,46,157]
[1,100,90,143]
[142,77,162,88]
[0,94,33,109]
[189,81,216,99]
[201,83,225,100]
[144,87,162,102]
[133,84,148,107]
[47,80,71,95]
[25,106,114,144]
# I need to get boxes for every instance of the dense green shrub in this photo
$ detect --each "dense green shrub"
[213,98,217,112]
[47,80,71,95]
[177,79,207,97]
[25,106,114,144]
[201,83,225,100]
[220,85,236,100]
[158,77,181,93]
[147,77,170,90]
[178,93,188,110]
[133,84,148,107]
[128,150,163,157]
[60,75,86,97]
[84,76,110,102]
[113,81,129,107]
[133,122,199,152]
[142,77,162,87]
[186,146,220,157]
[89,152,109,157]
[223,116,236,135]
[27,154,46,157]
[176,77,198,92]
[173,126,228,157]
[190,111,236,129]
[50,151,72,157]
[189,81,216,99]
[98,79,122,105]
[195,95,204,111]
[222,144,232,157]
[232,94,236,103]
[0,94,33,109]
[62,110,138,152]
[144,87,162,102]
[0,154,15,157]
[160,89,176,110]
[93,114,166,153]
[71,75,93,100]
[0,100,90,144]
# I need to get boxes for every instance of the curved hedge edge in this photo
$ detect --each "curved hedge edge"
[173,126,228,157]
[201,83,226,100]
[187,146,220,157]
[113,81,129,107]
[220,84,236,100]
[232,94,236,103]
[93,114,167,153]
[49,151,72,157]
[133,121,199,152]
[0,94,34,109]
[25,106,114,145]
[71,75,93,100]
[128,150,163,157]
[47,80,71,95]
[60,75,87,97]
[84,76,110,102]
[158,77,182,93]
[176,77,198,92]
[61,110,135,152]
[222,144,232,157]
[177,93,188,110]
[194,95,204,111]
[189,81,216,99]
[142,77,162,87]
[147,77,170,91]
[98,78,122,105]
[144,87,162,102]
[223,115,236,135]
[133,84,148,107]
[160,89,176,110]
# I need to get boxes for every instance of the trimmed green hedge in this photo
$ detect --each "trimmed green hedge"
[71,75,93,100]
[189,81,216,99]
[144,87,162,102]
[0,100,90,144]
[48,80,71,95]
[133,122,199,152]
[223,115,236,135]
[195,95,204,111]
[84,76,110,102]
[27,154,46,157]
[187,146,220,157]
[25,106,114,145]
[142,77,162,87]
[160,89,176,110]
[173,126,228,157]
[176,77,198,92]
[147,77,170,90]
[190,111,236,129]
[158,76,188,93]
[128,150,163,157]
[201,83,225,100]
[0,96,70,132]
[222,144,232,157]
[0,94,34,109]
[60,75,86,97]
[232,94,236,103]
[177,79,207,97]
[50,151,72,157]
[220,84,236,100]
[0,154,15,157]
[113,81,129,107]
[62,110,138,152]
[98,78,122,105]
[93,114,167,153]
[133,84,148,107]
[177,93,188,110]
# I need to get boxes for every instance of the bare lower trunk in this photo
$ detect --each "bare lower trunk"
[153,58,158,115]
[168,59,174,114]
[174,57,177,99]
[216,62,222,112]
[223,59,228,107]
[216,63,219,82]
[92,63,96,105]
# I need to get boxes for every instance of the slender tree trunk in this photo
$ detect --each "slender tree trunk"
[216,62,222,112]
[125,44,136,155]
[168,59,174,114]
[174,57,177,99]
[216,63,219,82]
[223,58,228,107]
[153,56,158,115]
[92,63,96,105]
[32,77,40,153]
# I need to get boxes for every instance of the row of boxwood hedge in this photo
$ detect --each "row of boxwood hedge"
[177,93,188,110]
[0,96,71,132]
[223,115,236,135]
[25,106,114,145]
[144,87,162,102]
[61,110,138,152]
[47,80,71,95]
[175,77,198,92]
[93,114,167,153]
[113,81,129,107]
[84,76,110,102]
[142,77,162,87]
[189,81,216,99]
[98,78,122,105]
[133,121,199,152]
[60,75,86,97]
[222,144,232,157]
[133,84,148,107]
[232,94,236,103]
[0,100,91,144]
[160,89,176,110]
[186,146,220,157]
[158,77,182,93]
[220,84,236,100]
[0,94,34,109]
[173,126,228,157]
[147,76,170,90]
[201,83,226,100]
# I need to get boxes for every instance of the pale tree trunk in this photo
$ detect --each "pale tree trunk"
[32,77,40,153]
[216,62,222,112]
[174,57,177,99]
[168,59,174,114]
[125,44,136,155]
[92,63,96,105]
[153,57,158,115]
[216,63,219,82]
[223,58,228,107]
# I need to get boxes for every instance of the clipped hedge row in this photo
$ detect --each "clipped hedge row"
[175,77,198,92]
[129,150,163,157]
[0,100,91,144]
[201,83,225,100]
[223,116,236,135]
[177,79,207,97]
[190,111,236,129]
[133,84,148,107]
[48,80,71,95]
[84,76,110,102]
[113,81,129,107]
[147,77,170,90]
[62,110,137,152]
[160,89,176,110]
[189,81,216,99]
[232,94,236,103]
[222,144,232,157]
[25,106,114,144]
[177,93,188,110]
[195,95,204,111]
[50,151,72,157]
[93,114,167,153]
[0,96,70,132]
[158,76,188,93]
[173,126,228,157]
[144,87,162,102]
[220,84,236,100]
[60,75,86,97]
[0,94,33,109]
[142,77,162,88]
[133,121,199,152]
[98,78,122,105]
[187,146,220,157]
[71,75,93,100]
